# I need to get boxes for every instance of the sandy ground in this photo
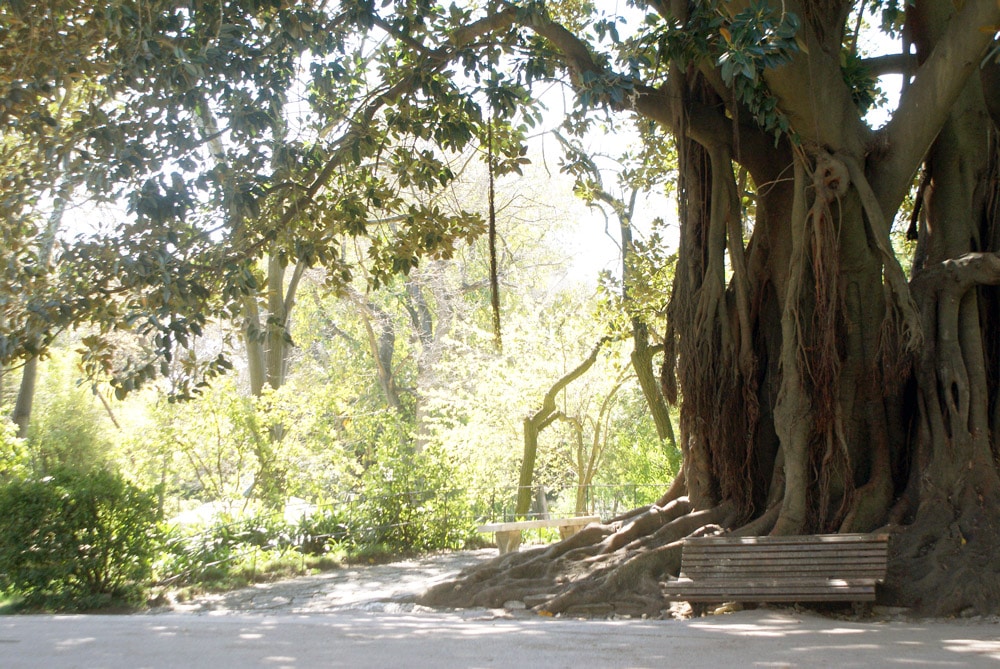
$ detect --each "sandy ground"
[157,548,500,616]
[2,549,999,668]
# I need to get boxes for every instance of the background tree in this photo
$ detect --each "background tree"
[0,1,531,402]
[556,127,678,447]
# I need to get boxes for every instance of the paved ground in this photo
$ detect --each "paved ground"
[2,549,999,668]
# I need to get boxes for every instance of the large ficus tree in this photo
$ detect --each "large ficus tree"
[417,0,1000,616]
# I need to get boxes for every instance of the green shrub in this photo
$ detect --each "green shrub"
[0,469,160,610]
[291,507,351,554]
[0,417,27,482]
[157,509,349,590]
[348,441,477,552]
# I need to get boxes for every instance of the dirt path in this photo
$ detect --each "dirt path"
[158,549,501,616]
[5,550,1000,667]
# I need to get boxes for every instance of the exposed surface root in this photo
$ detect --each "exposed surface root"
[417,502,731,616]
[884,487,1000,616]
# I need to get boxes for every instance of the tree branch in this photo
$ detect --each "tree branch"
[861,53,918,77]
[259,6,525,253]
[875,0,1000,214]
[912,252,1000,295]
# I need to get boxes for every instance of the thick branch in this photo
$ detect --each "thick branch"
[861,53,918,77]
[876,0,1000,214]
[756,1,868,153]
[912,252,1000,294]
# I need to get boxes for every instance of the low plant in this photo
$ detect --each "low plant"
[348,442,478,552]
[0,468,160,610]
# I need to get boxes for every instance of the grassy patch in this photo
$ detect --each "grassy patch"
[156,547,345,601]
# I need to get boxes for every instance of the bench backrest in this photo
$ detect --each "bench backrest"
[679,533,889,582]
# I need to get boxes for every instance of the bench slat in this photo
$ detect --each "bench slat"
[664,578,877,592]
[682,566,886,578]
[682,548,885,564]
[683,554,887,564]
[684,534,889,548]
[664,533,888,604]
[684,540,887,549]
[683,544,887,556]
[681,557,888,571]
[667,577,877,588]
[682,553,888,563]
[662,583,877,602]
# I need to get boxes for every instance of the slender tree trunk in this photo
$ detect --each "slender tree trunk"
[12,178,72,438]
[352,289,405,413]
[407,269,453,453]
[631,326,675,447]
[197,96,302,400]
[516,338,610,516]
[11,358,37,439]
[243,295,267,397]
[264,256,288,392]
[558,131,678,449]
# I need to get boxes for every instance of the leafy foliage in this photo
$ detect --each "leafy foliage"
[157,441,477,589]
[0,416,27,482]
[350,441,477,552]
[23,351,115,474]
[0,468,160,610]
[596,388,680,489]
[0,0,536,398]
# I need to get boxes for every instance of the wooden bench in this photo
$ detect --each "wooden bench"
[477,516,601,554]
[661,533,889,605]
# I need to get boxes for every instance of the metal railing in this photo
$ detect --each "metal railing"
[477,483,670,523]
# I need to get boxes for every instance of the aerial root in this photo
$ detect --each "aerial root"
[600,497,692,554]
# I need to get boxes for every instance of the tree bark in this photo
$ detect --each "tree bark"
[351,289,405,413]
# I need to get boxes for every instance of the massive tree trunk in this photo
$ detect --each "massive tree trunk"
[419,0,1000,617]
[884,2,1000,612]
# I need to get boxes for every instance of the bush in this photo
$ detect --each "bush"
[0,469,160,610]
[24,353,114,475]
[0,417,27,482]
[348,441,477,552]
[292,507,351,554]
[156,510,348,590]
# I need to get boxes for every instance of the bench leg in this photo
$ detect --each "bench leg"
[691,602,710,617]
[558,525,582,540]
[495,530,522,554]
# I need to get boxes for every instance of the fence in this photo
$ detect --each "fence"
[477,483,669,523]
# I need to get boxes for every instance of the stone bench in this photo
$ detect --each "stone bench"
[662,533,889,605]
[477,516,601,554]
